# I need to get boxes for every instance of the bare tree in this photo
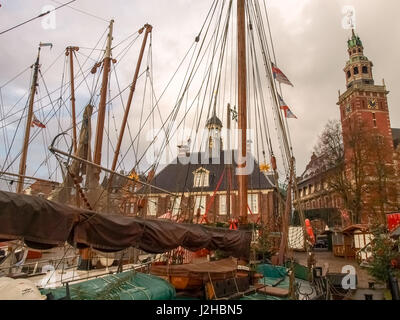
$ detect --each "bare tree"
[364,134,399,225]
[314,119,398,225]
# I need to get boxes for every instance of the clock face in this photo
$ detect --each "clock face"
[368,99,378,110]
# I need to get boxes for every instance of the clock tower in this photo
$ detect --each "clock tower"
[337,29,396,224]
[338,29,395,162]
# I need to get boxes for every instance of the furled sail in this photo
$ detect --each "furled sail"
[0,191,252,259]
[50,104,94,204]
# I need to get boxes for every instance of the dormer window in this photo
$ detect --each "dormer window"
[193,168,209,188]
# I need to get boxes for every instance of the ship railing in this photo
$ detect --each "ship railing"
[0,254,79,276]
[59,260,154,286]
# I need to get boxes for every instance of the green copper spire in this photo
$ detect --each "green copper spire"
[348,29,363,48]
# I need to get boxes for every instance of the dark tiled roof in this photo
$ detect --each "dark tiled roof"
[298,153,331,184]
[144,151,275,194]
[298,129,400,184]
[101,172,129,190]
[392,128,400,149]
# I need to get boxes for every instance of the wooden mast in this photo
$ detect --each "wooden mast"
[17,47,41,194]
[79,20,113,270]
[108,24,152,188]
[67,46,79,155]
[93,19,114,169]
[237,0,248,224]
[67,46,80,208]
[278,157,294,265]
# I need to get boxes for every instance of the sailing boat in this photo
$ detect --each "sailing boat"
[0,0,317,300]
[0,16,255,299]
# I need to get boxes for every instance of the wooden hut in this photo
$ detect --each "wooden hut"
[332,224,371,260]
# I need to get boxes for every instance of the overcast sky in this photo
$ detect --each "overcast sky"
[0,0,399,187]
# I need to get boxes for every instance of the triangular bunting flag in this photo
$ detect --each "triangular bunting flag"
[272,62,294,87]
[278,94,297,119]
[31,114,46,128]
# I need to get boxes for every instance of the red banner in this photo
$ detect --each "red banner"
[387,213,400,232]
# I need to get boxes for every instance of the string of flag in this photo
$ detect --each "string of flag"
[31,114,46,128]
[272,62,293,87]
[272,62,297,119]
[278,93,297,119]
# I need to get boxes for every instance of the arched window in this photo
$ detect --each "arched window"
[347,71,351,79]
[358,48,361,53]
[353,67,359,75]
[362,66,368,74]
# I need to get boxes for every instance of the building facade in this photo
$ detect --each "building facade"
[296,153,343,212]
[337,30,395,164]
[120,114,279,227]
[296,30,400,226]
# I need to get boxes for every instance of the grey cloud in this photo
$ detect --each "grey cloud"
[0,0,399,184]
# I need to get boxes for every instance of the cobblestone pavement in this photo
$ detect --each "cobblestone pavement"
[292,250,393,300]
[292,250,383,289]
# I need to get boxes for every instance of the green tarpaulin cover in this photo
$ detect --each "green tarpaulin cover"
[41,271,176,300]
[256,264,288,279]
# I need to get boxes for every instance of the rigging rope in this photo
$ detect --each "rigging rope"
[0,0,77,36]
[50,0,109,23]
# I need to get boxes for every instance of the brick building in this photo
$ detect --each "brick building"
[338,30,395,163]
[296,153,343,212]
[24,180,59,198]
[296,30,400,226]
[120,114,279,226]
[338,30,399,223]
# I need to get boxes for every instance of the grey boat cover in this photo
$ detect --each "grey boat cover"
[0,191,251,259]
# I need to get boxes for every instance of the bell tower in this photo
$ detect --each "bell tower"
[344,30,375,89]
[338,29,394,160]
[337,29,396,224]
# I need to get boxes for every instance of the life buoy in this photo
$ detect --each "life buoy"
[305,219,315,245]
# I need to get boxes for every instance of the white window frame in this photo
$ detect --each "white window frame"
[193,168,210,188]
[130,202,135,214]
[147,197,158,216]
[248,193,259,214]
[170,197,181,216]
[194,195,207,215]
[219,195,227,215]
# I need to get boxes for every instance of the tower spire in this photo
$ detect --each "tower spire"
[344,29,373,88]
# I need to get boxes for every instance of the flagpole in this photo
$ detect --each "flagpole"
[17,46,41,193]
